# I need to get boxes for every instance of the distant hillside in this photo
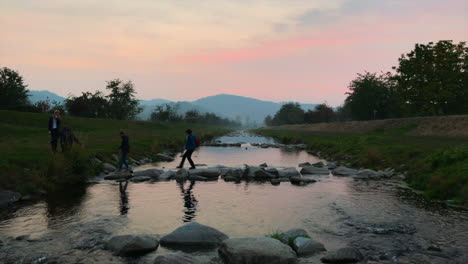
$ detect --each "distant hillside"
[28,90,65,103]
[28,90,317,124]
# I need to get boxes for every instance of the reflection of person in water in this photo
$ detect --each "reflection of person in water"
[118,180,130,215]
[178,181,198,222]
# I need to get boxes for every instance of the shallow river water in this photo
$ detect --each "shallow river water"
[0,132,467,263]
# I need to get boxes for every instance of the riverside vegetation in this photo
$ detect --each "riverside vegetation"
[256,120,468,206]
[0,110,229,195]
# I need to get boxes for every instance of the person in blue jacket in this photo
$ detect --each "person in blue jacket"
[177,129,197,169]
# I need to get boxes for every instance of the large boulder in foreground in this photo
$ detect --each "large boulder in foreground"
[292,237,326,256]
[321,247,363,263]
[154,252,194,264]
[105,234,159,255]
[218,237,297,264]
[331,166,358,176]
[160,222,228,248]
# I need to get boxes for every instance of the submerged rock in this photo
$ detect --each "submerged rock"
[154,252,195,264]
[300,166,329,175]
[105,234,159,255]
[321,247,363,263]
[331,166,358,176]
[160,222,229,248]
[292,237,326,256]
[290,177,317,185]
[218,237,297,264]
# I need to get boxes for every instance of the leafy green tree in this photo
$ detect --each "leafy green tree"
[304,103,335,123]
[106,79,142,120]
[264,115,273,126]
[345,72,401,121]
[150,104,181,122]
[271,103,304,125]
[0,67,30,108]
[65,91,108,118]
[392,40,468,115]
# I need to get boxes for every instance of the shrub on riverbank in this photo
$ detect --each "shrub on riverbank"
[0,110,229,194]
[256,124,468,205]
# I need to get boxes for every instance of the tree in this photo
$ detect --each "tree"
[392,40,468,116]
[271,103,304,125]
[304,103,335,123]
[0,67,30,108]
[345,72,401,121]
[264,115,273,126]
[106,79,142,120]
[65,91,108,118]
[150,104,181,122]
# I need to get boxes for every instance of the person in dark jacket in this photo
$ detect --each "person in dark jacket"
[118,130,130,171]
[177,129,197,169]
[60,126,81,152]
[48,110,61,153]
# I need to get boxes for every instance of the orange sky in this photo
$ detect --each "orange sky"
[1,0,467,105]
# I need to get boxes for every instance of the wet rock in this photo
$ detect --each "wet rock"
[224,176,240,182]
[159,170,176,181]
[312,161,325,167]
[188,175,208,181]
[104,171,132,180]
[279,177,291,182]
[331,166,358,176]
[259,163,268,167]
[327,162,338,169]
[300,166,329,175]
[321,247,363,263]
[156,153,175,162]
[292,237,326,256]
[265,167,279,176]
[218,237,297,264]
[0,190,22,207]
[103,163,117,172]
[188,168,220,178]
[195,163,207,167]
[245,166,263,178]
[279,228,309,244]
[278,168,300,178]
[298,162,312,167]
[254,169,276,180]
[15,234,30,241]
[133,168,164,178]
[105,234,159,255]
[354,169,381,180]
[220,168,244,179]
[359,222,417,235]
[92,157,103,164]
[160,222,229,248]
[154,252,195,264]
[130,176,152,183]
[174,169,189,181]
[290,177,317,185]
[271,179,281,185]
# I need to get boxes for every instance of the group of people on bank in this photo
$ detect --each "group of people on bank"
[48,111,199,172]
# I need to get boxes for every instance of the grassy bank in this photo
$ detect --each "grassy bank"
[0,110,229,194]
[255,120,468,205]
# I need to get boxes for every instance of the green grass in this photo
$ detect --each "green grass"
[0,110,230,193]
[266,230,311,248]
[255,125,468,205]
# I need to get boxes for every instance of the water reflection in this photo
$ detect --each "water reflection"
[119,180,130,215]
[178,181,198,222]
[45,187,87,229]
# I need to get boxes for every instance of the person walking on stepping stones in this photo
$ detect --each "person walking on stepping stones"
[177,129,200,169]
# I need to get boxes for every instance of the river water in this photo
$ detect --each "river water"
[0,132,467,263]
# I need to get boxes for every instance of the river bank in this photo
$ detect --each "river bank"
[0,110,229,201]
[255,120,468,206]
[1,131,467,263]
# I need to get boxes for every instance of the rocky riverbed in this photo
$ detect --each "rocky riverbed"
[1,131,467,263]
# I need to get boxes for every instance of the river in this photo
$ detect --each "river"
[0,131,467,263]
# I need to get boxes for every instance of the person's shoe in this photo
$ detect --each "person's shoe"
[189,166,196,170]
[176,166,182,169]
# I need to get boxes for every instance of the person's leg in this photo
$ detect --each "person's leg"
[186,150,195,168]
[122,152,129,169]
[119,152,125,170]
[51,129,58,153]
[178,151,188,168]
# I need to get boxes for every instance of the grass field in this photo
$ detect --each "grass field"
[256,119,468,205]
[0,110,229,193]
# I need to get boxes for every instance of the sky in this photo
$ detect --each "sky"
[1,0,467,106]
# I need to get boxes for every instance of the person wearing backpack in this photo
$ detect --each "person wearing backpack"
[177,129,199,169]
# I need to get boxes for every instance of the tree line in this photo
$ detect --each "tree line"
[266,40,467,125]
[0,70,240,126]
